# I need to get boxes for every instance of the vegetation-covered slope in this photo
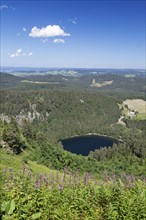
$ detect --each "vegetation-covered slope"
[0,72,146,219]
[0,89,121,142]
[1,166,146,220]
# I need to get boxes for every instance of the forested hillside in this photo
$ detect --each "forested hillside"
[0,72,146,219]
[0,72,145,99]
[0,75,146,177]
[1,89,121,141]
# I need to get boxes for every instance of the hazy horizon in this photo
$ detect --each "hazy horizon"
[1,66,145,70]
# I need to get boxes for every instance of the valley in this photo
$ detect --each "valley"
[0,69,146,219]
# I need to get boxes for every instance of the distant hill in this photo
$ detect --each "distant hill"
[0,72,23,88]
[1,67,146,78]
[0,72,145,100]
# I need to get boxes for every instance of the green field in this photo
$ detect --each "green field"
[135,113,146,120]
[0,149,52,175]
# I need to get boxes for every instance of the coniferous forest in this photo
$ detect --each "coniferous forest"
[0,71,146,219]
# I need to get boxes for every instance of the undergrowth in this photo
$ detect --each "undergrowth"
[1,165,146,220]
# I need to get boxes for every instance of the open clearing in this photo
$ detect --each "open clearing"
[118,99,146,121]
[123,99,146,113]
[0,148,51,174]
[91,79,113,88]
[21,80,60,84]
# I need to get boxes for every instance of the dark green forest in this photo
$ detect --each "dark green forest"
[0,72,146,219]
[0,72,146,177]
[1,89,121,141]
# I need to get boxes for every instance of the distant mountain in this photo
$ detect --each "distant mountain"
[1,67,145,78]
[0,72,23,87]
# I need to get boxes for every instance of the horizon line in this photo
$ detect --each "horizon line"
[1,66,145,70]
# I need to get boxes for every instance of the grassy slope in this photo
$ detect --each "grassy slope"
[135,113,146,120]
[0,148,52,174]
[1,148,146,220]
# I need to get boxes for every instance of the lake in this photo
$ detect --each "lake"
[61,135,117,156]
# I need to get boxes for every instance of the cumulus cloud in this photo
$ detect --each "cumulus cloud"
[53,39,65,44]
[8,49,33,58]
[9,48,22,57]
[0,5,8,10]
[17,49,22,53]
[28,52,33,56]
[29,25,70,38]
[23,27,27,32]
[10,54,16,58]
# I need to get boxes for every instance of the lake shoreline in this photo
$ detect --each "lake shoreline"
[60,133,123,143]
[60,133,123,156]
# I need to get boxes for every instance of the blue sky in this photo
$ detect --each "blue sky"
[1,0,145,68]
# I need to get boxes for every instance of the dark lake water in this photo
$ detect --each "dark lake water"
[61,135,117,156]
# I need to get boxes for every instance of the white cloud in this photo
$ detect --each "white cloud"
[0,5,16,11]
[17,28,26,36]
[40,39,48,43]
[28,52,33,56]
[29,25,70,38]
[17,49,22,53]
[8,49,33,58]
[0,5,8,10]
[53,39,65,44]
[23,27,27,32]
[9,48,22,57]
[10,54,16,58]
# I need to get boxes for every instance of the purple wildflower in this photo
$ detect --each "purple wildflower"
[84,173,90,185]
[58,185,63,191]
[110,174,116,183]
[35,180,40,189]
[126,175,136,188]
[43,175,49,187]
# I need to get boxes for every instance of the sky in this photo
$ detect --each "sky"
[0,0,145,68]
